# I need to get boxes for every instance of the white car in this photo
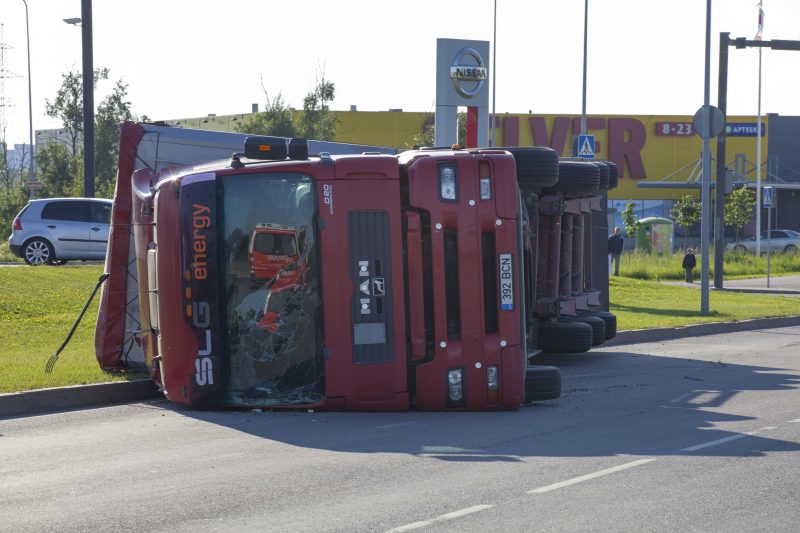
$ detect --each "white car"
[7,198,112,265]
[725,229,800,254]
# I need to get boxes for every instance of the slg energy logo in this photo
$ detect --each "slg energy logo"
[189,202,213,385]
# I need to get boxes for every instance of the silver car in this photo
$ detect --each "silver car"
[725,229,800,254]
[7,198,112,265]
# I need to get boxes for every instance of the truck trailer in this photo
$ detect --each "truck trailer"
[95,121,615,411]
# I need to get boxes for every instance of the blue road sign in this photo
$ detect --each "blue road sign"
[763,186,773,208]
[577,134,595,159]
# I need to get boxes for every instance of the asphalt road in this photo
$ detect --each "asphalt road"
[2,326,799,532]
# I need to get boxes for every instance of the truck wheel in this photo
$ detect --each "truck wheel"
[605,161,619,189]
[559,315,606,346]
[593,161,610,190]
[524,365,561,403]
[538,320,593,353]
[500,146,559,189]
[580,310,617,340]
[546,161,600,194]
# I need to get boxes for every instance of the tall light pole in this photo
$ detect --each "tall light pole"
[490,0,497,147]
[581,0,588,136]
[21,0,35,192]
[64,0,94,198]
[699,0,712,315]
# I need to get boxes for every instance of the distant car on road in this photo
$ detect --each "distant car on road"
[7,197,112,265]
[725,229,800,254]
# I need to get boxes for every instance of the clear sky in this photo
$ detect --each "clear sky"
[1,0,799,147]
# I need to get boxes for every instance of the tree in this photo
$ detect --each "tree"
[0,125,30,234]
[620,201,640,238]
[236,77,296,138]
[95,79,135,197]
[724,186,756,243]
[670,194,701,249]
[297,72,339,141]
[44,68,109,156]
[410,110,467,149]
[36,143,82,197]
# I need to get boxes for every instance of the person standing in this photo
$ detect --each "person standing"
[682,248,697,283]
[608,227,624,276]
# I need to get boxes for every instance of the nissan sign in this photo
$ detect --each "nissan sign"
[449,48,487,98]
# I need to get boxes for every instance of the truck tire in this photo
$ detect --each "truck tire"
[545,161,600,194]
[581,310,617,340]
[605,161,619,189]
[559,315,606,346]
[524,365,561,403]
[538,319,593,353]
[593,161,610,190]
[500,146,559,189]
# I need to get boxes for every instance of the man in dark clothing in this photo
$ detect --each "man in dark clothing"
[608,227,624,276]
[682,248,697,283]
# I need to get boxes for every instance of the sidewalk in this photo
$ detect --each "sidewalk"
[663,275,800,296]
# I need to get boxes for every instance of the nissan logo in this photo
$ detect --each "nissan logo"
[449,47,488,98]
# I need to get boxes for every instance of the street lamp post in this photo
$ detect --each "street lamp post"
[21,0,35,194]
[64,0,94,198]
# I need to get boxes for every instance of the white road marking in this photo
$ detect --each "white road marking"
[681,427,776,452]
[789,419,800,423]
[528,458,656,494]
[374,421,419,430]
[569,372,609,378]
[386,505,494,532]
[669,393,693,404]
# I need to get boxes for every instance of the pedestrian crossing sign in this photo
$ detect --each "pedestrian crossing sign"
[577,134,595,159]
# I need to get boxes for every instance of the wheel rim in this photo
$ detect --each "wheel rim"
[25,241,50,265]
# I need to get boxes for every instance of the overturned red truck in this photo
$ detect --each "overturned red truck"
[96,121,616,410]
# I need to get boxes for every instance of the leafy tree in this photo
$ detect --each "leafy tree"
[0,126,30,233]
[620,201,640,238]
[44,68,109,155]
[95,79,135,197]
[670,194,701,249]
[410,110,467,148]
[297,72,339,141]
[236,78,296,138]
[724,186,756,243]
[36,143,82,197]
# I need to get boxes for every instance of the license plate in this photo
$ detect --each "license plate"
[499,253,513,310]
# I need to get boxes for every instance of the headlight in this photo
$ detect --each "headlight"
[439,165,457,201]
[447,368,463,402]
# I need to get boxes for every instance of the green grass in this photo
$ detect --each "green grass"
[0,265,144,394]
[610,276,800,330]
[619,250,800,281]
[2,264,799,394]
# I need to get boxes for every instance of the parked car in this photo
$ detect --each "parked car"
[725,229,800,254]
[7,197,112,265]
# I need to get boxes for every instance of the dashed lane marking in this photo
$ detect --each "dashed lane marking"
[528,458,657,494]
[681,427,776,452]
[386,505,495,532]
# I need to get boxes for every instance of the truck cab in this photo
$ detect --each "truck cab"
[131,136,548,410]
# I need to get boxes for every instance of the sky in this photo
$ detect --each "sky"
[1,0,800,147]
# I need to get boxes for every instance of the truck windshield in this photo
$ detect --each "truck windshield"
[221,172,323,406]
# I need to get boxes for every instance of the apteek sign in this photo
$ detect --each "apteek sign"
[725,123,767,137]
[449,48,487,99]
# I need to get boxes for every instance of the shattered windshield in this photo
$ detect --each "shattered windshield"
[221,172,323,406]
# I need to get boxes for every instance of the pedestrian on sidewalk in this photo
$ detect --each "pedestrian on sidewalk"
[682,248,697,283]
[608,227,624,276]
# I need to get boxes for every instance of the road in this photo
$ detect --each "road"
[2,326,799,532]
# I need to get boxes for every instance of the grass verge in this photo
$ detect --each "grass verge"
[618,250,799,281]
[0,241,22,263]
[0,265,145,394]
[610,276,800,331]
[2,266,799,394]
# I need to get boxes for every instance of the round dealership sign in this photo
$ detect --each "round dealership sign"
[449,47,488,99]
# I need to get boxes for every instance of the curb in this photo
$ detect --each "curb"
[2,316,798,419]
[606,315,800,347]
[0,379,161,420]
